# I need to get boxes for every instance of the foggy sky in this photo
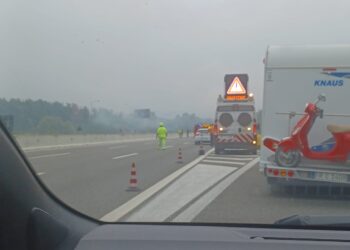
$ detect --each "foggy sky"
[1,0,350,118]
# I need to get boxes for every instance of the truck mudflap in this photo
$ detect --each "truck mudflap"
[264,164,350,186]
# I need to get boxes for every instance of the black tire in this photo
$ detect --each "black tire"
[275,147,301,167]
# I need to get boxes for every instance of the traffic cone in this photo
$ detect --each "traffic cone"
[199,142,205,155]
[177,147,183,163]
[126,162,140,192]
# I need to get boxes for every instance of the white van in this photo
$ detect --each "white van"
[260,45,350,189]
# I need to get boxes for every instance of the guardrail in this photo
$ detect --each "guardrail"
[14,133,177,151]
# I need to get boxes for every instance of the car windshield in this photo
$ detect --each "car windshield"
[3,0,350,227]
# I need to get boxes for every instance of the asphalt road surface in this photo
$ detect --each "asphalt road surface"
[194,161,350,224]
[25,138,350,224]
[26,137,208,219]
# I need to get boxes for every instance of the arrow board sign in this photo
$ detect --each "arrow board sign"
[227,77,246,95]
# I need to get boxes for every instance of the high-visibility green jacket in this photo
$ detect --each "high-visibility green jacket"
[157,126,167,139]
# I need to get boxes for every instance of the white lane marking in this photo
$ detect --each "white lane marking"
[37,172,45,176]
[100,148,214,222]
[202,160,245,165]
[206,156,254,161]
[29,152,71,160]
[162,146,173,149]
[172,158,259,222]
[112,153,138,160]
[209,153,257,157]
[184,142,190,145]
[196,163,237,169]
[125,164,236,222]
[109,145,127,150]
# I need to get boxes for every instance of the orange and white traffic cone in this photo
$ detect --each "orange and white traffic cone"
[177,147,183,163]
[126,162,140,192]
[199,142,205,155]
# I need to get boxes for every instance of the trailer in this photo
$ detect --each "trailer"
[260,45,350,192]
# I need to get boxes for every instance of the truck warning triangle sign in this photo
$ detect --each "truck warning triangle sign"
[226,77,246,95]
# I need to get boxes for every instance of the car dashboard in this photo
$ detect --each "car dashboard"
[75,224,350,250]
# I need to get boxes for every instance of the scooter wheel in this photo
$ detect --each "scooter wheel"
[275,147,301,167]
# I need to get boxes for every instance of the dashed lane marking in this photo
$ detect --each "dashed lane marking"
[112,153,138,160]
[29,152,71,160]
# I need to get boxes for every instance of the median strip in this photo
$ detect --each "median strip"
[100,148,214,222]
[172,157,259,222]
[126,164,236,222]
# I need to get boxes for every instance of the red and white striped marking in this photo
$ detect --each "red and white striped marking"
[129,162,138,189]
[177,148,183,163]
[217,133,255,143]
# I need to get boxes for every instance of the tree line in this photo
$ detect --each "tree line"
[0,98,211,134]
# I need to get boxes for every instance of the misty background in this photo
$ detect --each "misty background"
[0,98,211,133]
[1,0,350,126]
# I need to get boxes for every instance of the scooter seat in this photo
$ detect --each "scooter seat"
[327,124,350,133]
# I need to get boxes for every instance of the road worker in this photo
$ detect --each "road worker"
[156,122,168,149]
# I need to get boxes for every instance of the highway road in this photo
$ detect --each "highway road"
[25,137,350,224]
[27,137,208,218]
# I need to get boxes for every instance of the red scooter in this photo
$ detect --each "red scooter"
[264,95,350,167]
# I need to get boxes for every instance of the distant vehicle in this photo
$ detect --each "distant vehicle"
[260,45,350,190]
[194,128,211,145]
[213,74,258,154]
